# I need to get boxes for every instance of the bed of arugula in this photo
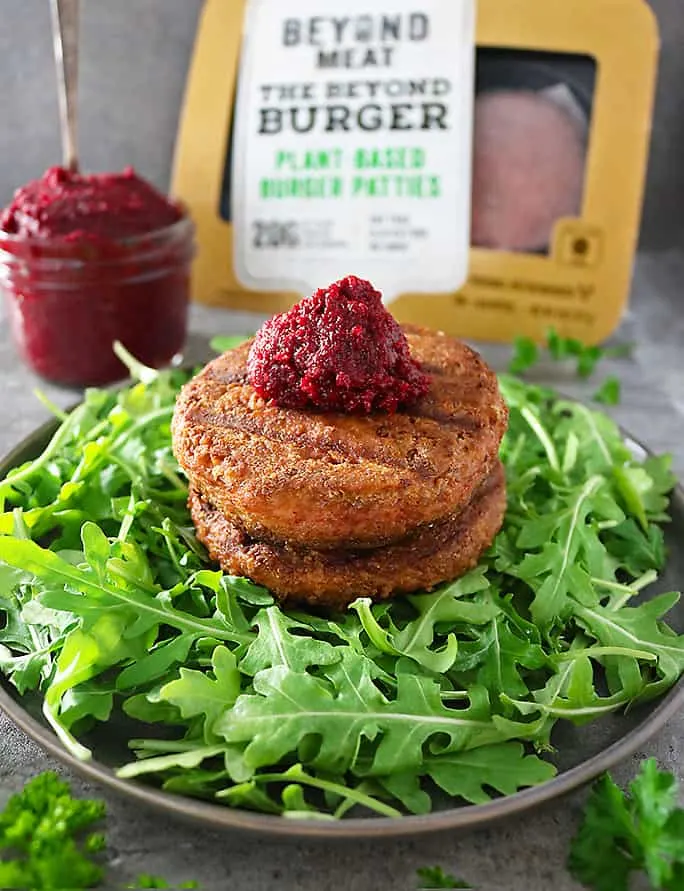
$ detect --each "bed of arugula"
[0,347,682,820]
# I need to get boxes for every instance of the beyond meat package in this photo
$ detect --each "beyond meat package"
[173,0,658,344]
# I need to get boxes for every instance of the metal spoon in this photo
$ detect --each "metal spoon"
[50,0,80,172]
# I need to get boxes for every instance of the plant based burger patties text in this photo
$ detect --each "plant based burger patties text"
[172,277,508,607]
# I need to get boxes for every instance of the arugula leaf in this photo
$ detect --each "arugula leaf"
[574,594,684,696]
[424,743,555,804]
[473,615,548,698]
[390,570,493,673]
[159,645,241,741]
[239,606,340,674]
[217,651,530,779]
[512,475,607,626]
[381,742,555,811]
[569,759,684,890]
[115,634,198,692]
[117,746,226,780]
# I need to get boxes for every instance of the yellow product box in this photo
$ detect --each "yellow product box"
[173,0,658,343]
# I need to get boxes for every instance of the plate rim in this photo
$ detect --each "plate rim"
[1,413,683,839]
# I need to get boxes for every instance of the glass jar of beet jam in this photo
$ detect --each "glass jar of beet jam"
[0,167,195,387]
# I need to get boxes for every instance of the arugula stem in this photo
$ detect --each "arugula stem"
[332,780,384,819]
[574,404,612,465]
[0,403,88,499]
[504,693,630,719]
[42,700,92,761]
[128,739,206,754]
[520,407,560,473]
[552,646,657,664]
[349,598,399,655]
[590,570,658,610]
[32,389,69,422]
[224,766,402,818]
[112,407,175,449]
[157,461,188,492]
[117,746,225,779]
[117,492,138,543]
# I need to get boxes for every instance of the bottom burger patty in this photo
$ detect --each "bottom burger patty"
[189,461,506,609]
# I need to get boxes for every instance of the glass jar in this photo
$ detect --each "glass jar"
[0,215,195,387]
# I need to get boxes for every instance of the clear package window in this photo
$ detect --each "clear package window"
[472,49,596,254]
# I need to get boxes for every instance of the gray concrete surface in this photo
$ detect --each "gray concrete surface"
[0,251,683,890]
[1,1,683,887]
[1,0,684,249]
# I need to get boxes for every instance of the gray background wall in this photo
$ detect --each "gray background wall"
[0,0,682,249]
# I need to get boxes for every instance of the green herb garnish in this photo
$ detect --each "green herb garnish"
[569,759,684,891]
[0,771,198,890]
[0,771,106,890]
[510,329,632,378]
[592,376,621,406]
[0,355,680,818]
[416,865,473,889]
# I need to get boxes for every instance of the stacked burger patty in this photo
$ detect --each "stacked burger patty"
[172,326,508,609]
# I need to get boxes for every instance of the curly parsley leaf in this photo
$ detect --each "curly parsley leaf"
[416,866,473,889]
[593,377,621,406]
[0,772,105,890]
[128,875,199,889]
[569,759,684,891]
[509,337,539,374]
[509,329,632,378]
[0,771,201,890]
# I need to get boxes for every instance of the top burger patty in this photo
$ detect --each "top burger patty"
[171,325,508,550]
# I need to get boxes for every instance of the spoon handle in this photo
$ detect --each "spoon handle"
[50,0,80,173]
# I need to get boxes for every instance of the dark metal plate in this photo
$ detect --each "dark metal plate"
[0,417,683,839]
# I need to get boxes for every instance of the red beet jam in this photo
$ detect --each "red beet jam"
[0,167,194,387]
[247,275,430,413]
[0,166,182,240]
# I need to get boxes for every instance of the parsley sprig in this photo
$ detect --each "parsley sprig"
[569,759,684,890]
[420,760,684,891]
[0,772,198,890]
[416,866,472,888]
[509,329,633,377]
[509,329,631,405]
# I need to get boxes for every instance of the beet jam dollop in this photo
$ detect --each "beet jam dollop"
[247,275,430,413]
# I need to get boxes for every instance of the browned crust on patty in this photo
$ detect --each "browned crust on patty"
[188,462,506,610]
[172,326,508,550]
